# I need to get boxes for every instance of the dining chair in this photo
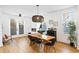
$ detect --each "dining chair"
[28,35,36,46]
[34,37,42,47]
[3,34,12,44]
[43,38,56,53]
[47,30,56,41]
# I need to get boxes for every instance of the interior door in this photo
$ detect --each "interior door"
[10,19,17,35]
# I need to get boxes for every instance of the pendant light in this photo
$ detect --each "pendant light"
[32,5,44,22]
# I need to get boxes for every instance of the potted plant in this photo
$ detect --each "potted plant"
[67,21,77,47]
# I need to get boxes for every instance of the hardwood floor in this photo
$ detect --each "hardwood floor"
[0,36,79,53]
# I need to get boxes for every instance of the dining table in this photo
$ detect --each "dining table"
[28,33,55,41]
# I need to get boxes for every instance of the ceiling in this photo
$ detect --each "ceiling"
[0,5,74,17]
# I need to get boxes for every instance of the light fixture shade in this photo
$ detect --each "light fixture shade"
[32,15,44,22]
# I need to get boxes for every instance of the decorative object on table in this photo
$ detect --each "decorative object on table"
[31,28,36,32]
[38,30,45,34]
[38,23,47,34]
[67,21,77,47]
[32,5,44,22]
[38,24,45,34]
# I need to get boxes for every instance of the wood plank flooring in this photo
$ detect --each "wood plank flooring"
[0,36,79,53]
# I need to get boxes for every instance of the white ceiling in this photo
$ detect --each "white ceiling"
[0,5,74,17]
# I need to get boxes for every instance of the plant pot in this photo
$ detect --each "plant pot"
[70,42,75,47]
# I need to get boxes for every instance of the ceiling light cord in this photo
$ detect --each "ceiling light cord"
[36,5,39,15]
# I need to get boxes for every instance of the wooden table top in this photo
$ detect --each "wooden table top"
[29,33,55,41]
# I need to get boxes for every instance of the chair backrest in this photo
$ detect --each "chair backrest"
[4,34,8,39]
[35,37,42,42]
[28,35,32,39]
[28,35,37,41]
[28,35,42,43]
[47,30,54,36]
[47,30,57,41]
[50,38,56,45]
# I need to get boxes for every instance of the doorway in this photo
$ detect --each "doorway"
[19,23,24,34]
[10,19,17,35]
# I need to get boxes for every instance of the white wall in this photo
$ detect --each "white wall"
[0,9,3,47]
[1,14,11,36]
[23,17,32,34]
[76,6,79,49]
[0,24,3,47]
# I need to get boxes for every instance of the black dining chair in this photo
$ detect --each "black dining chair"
[28,35,36,46]
[47,30,56,41]
[34,37,42,47]
[44,38,56,53]
[28,35,42,46]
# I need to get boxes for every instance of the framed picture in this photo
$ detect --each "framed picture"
[49,20,58,27]
[49,20,53,25]
[53,21,58,26]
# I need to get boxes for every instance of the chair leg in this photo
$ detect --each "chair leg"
[38,44,42,52]
[53,47,56,53]
[44,45,46,53]
[30,41,34,46]
[44,45,50,53]
[48,46,56,53]
[44,45,45,52]
[40,44,42,48]
[49,46,51,53]
[29,41,32,46]
[46,45,49,53]
[10,36,13,42]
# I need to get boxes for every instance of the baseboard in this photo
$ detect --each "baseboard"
[57,41,78,49]
[57,41,70,45]
[12,34,27,38]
